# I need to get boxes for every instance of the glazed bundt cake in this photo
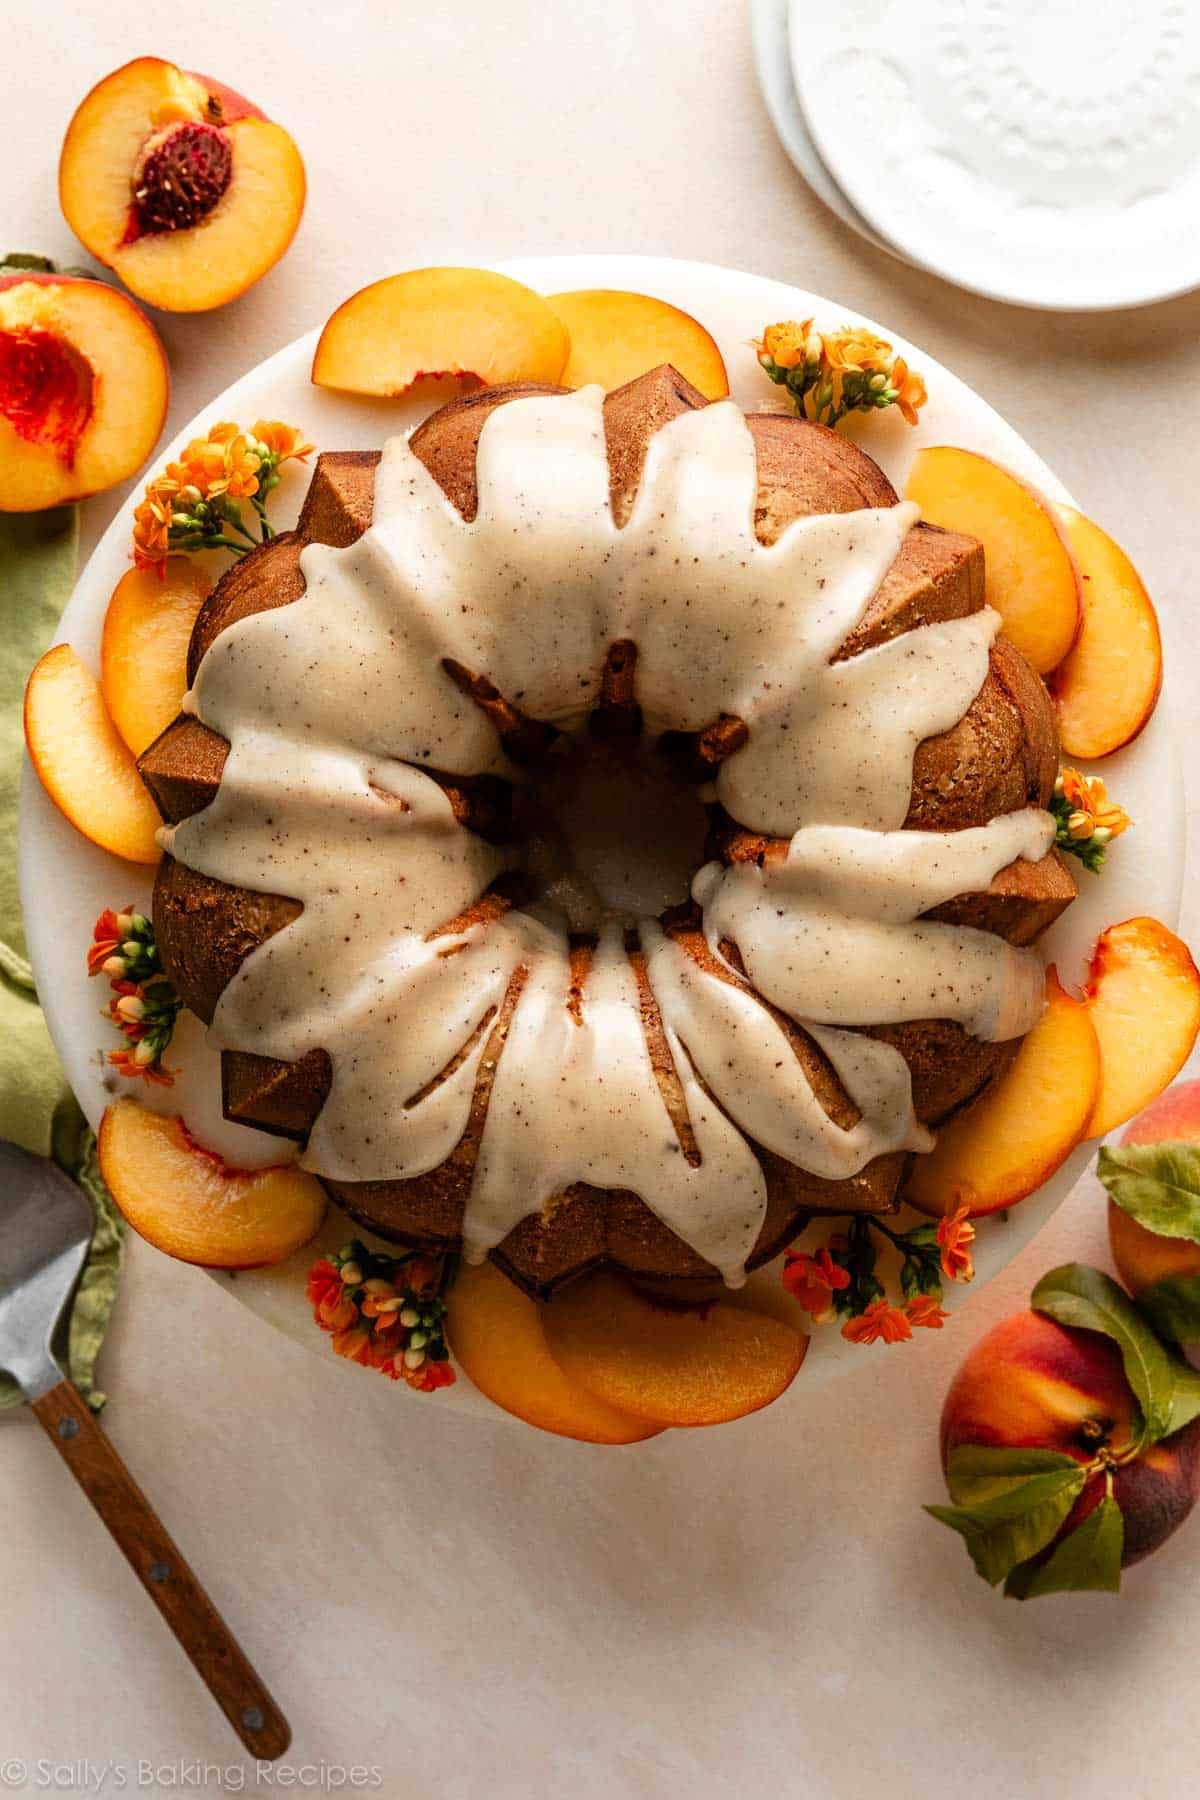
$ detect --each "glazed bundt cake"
[138,365,1077,1296]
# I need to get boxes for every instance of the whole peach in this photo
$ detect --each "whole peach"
[1107,1079,1200,1303]
[941,1309,1200,1566]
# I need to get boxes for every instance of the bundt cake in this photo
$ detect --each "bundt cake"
[137,365,1077,1296]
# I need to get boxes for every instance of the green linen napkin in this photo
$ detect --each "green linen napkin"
[0,506,124,1410]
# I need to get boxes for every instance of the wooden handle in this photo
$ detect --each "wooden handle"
[32,1380,290,1759]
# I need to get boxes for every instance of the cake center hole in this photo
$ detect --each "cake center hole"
[518,728,710,931]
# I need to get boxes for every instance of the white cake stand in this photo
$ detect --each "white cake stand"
[18,255,1184,1422]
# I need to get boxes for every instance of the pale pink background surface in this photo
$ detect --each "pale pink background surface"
[4,4,1200,1796]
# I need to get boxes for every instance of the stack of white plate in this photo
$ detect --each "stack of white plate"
[752,0,1200,311]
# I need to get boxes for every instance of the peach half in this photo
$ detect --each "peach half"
[1085,919,1200,1139]
[25,643,162,864]
[101,558,212,756]
[0,273,167,511]
[98,1098,325,1268]
[312,267,570,398]
[542,1273,808,1428]
[1051,506,1163,761]
[60,57,305,312]
[904,446,1082,674]
[445,1261,662,1443]
[548,290,729,400]
[905,970,1101,1218]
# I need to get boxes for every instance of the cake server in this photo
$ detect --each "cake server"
[0,1138,290,1758]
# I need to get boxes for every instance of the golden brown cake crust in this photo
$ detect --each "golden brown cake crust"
[141,365,1070,1296]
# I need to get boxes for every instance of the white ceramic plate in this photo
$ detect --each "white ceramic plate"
[789,0,1200,312]
[18,254,1184,1423]
[750,0,896,258]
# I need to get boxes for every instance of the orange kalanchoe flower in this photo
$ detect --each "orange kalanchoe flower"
[842,1298,913,1346]
[937,1203,976,1284]
[307,1241,456,1394]
[756,317,927,430]
[1058,769,1131,843]
[906,1294,950,1330]
[782,1246,851,1320]
[130,418,315,574]
[252,419,315,462]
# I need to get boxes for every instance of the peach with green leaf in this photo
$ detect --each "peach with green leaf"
[931,1270,1200,1595]
[1103,1080,1200,1343]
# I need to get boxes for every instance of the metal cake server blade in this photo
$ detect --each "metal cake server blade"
[0,1138,290,1758]
[0,1139,92,1400]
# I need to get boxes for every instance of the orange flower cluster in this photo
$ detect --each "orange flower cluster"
[842,1294,950,1345]
[307,1242,456,1393]
[131,419,314,574]
[782,1200,977,1348]
[88,906,180,1086]
[756,318,927,428]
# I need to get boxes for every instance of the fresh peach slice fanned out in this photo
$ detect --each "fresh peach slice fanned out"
[25,644,162,864]
[445,1261,662,1443]
[0,273,167,511]
[312,267,570,398]
[99,1098,325,1268]
[905,970,1101,1219]
[1051,506,1163,760]
[101,559,213,756]
[904,446,1082,674]
[542,1272,807,1428]
[548,290,729,400]
[59,57,305,312]
[1084,919,1200,1138]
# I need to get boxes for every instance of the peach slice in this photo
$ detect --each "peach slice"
[101,559,213,757]
[1084,919,1200,1139]
[59,57,305,313]
[904,446,1082,674]
[445,1262,662,1444]
[0,273,167,511]
[905,970,1101,1218]
[312,267,570,398]
[548,290,729,400]
[98,1097,325,1268]
[25,644,162,865]
[542,1273,807,1428]
[1051,506,1163,760]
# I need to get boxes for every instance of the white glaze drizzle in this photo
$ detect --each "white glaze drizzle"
[166,386,1051,1281]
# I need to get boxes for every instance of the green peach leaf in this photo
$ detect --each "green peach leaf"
[944,1444,1082,1508]
[1004,1495,1124,1599]
[1099,1143,1200,1245]
[1138,1276,1200,1349]
[1031,1263,1174,1444]
[1162,1355,1200,1437]
[925,1464,1087,1586]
